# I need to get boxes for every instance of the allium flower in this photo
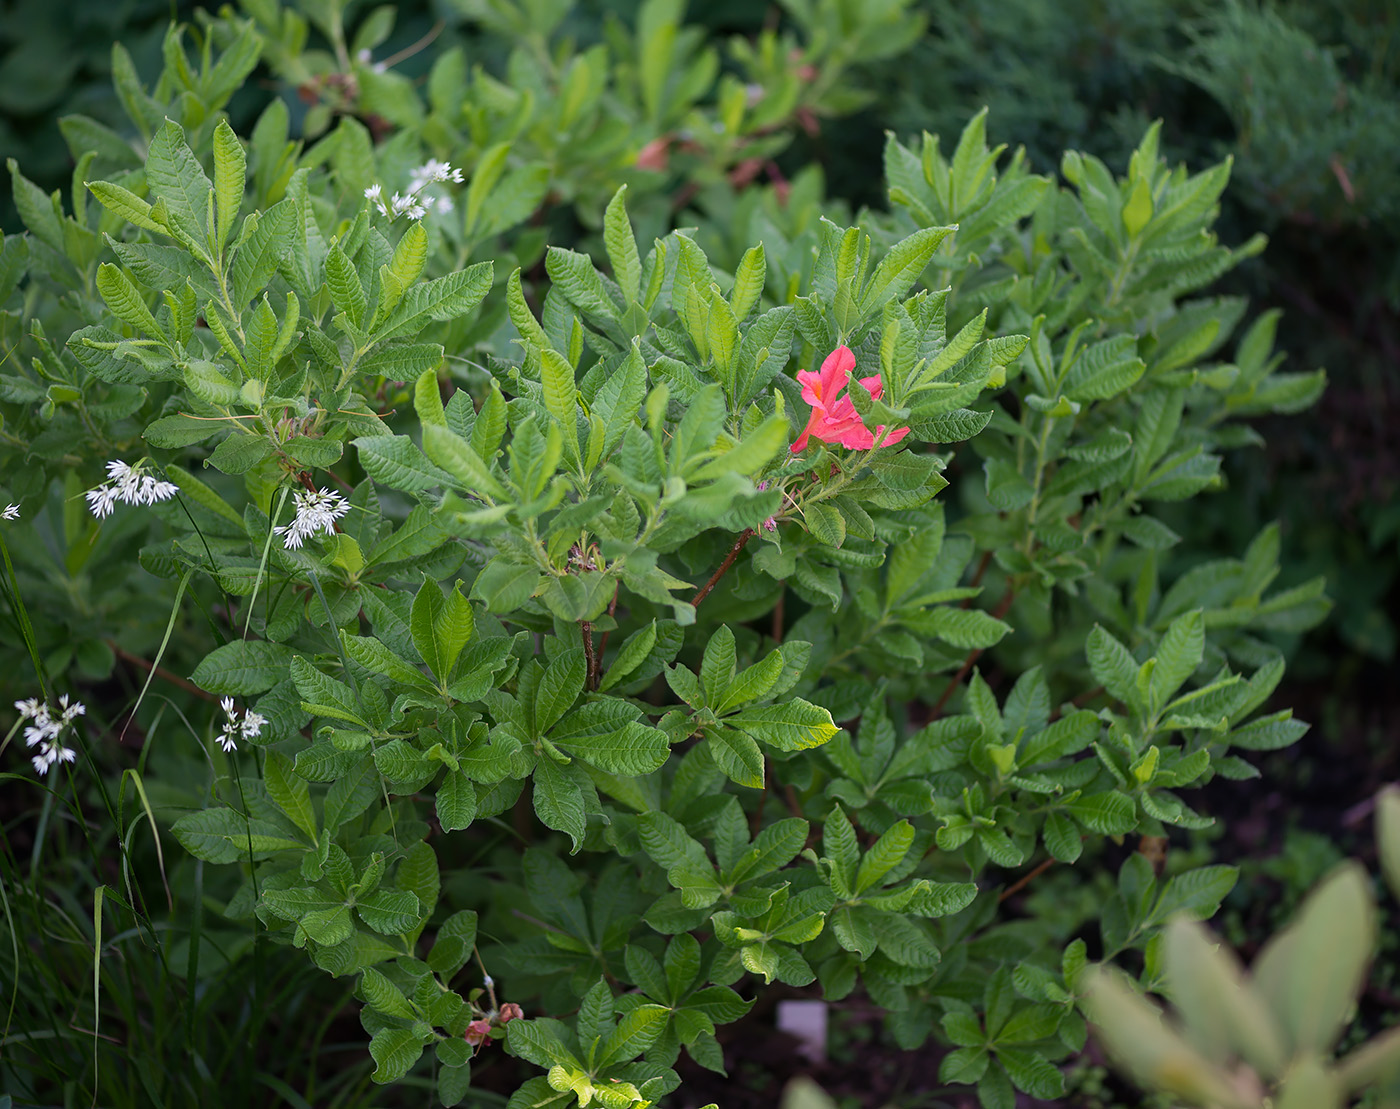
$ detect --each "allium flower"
[790,346,911,453]
[15,695,84,775]
[85,460,179,519]
[2,504,18,521]
[408,159,464,190]
[275,486,350,549]
[217,696,265,753]
[366,160,462,223]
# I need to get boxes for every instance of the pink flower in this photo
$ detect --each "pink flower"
[790,346,910,452]
[465,1019,493,1046]
[498,1003,524,1024]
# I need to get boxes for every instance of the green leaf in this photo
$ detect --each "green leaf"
[700,625,737,707]
[1149,610,1204,709]
[598,1004,669,1067]
[715,650,783,714]
[705,725,765,789]
[411,576,475,683]
[1065,792,1137,835]
[729,700,838,751]
[533,757,587,852]
[823,806,860,897]
[96,263,163,340]
[145,120,212,254]
[536,649,586,736]
[546,247,618,324]
[369,1027,424,1084]
[1042,812,1083,863]
[555,720,668,776]
[804,503,846,548]
[374,263,493,342]
[265,750,316,840]
[212,120,246,252]
[859,225,952,314]
[326,242,366,328]
[144,414,225,448]
[357,889,422,935]
[172,807,302,863]
[208,433,274,475]
[360,967,418,1020]
[856,820,915,894]
[422,423,506,500]
[540,349,580,465]
[344,635,436,692]
[354,435,452,492]
[1086,625,1138,707]
[603,186,641,304]
[997,1047,1065,1099]
[928,607,1012,649]
[437,768,477,832]
[598,620,657,692]
[730,245,766,319]
[190,640,294,695]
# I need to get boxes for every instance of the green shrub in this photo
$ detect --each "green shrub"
[0,2,1332,1106]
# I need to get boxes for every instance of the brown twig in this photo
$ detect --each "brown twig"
[929,586,1016,718]
[691,529,755,608]
[998,857,1056,903]
[581,621,598,692]
[965,550,994,597]
[771,584,786,644]
[110,643,218,703]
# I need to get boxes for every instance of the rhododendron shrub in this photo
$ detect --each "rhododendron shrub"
[0,6,1329,1108]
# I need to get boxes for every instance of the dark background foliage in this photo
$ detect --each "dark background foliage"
[2,0,1397,1104]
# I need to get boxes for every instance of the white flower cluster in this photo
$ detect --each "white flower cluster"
[217,696,266,753]
[2,504,18,520]
[409,158,464,191]
[15,694,85,775]
[364,160,463,222]
[85,460,179,520]
[275,486,350,549]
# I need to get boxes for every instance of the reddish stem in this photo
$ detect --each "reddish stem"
[691,529,755,608]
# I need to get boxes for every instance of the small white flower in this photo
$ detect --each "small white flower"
[2,504,18,521]
[217,697,266,752]
[274,486,350,550]
[240,710,267,740]
[391,192,413,216]
[436,196,454,215]
[87,460,178,519]
[357,48,372,63]
[15,695,84,776]
[85,484,120,519]
[365,183,382,202]
[411,159,462,189]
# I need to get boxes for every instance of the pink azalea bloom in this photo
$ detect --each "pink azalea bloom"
[790,346,910,452]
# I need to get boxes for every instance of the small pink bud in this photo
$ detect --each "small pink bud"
[498,1003,524,1024]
